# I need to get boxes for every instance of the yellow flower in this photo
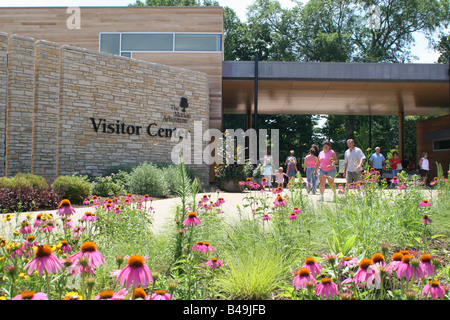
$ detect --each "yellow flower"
[18,273,29,280]
[2,214,14,222]
[64,292,82,300]
[0,296,6,300]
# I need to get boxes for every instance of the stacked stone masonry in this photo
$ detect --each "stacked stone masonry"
[0,33,210,182]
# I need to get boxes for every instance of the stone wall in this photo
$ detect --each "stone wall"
[0,33,210,182]
[0,33,7,176]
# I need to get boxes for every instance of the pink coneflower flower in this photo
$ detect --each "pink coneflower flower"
[315,277,338,299]
[397,254,424,281]
[421,215,432,225]
[94,288,128,300]
[33,214,43,228]
[68,241,105,274]
[114,206,122,214]
[201,195,209,203]
[82,212,97,222]
[183,212,201,226]
[420,254,434,276]
[143,194,150,202]
[293,268,315,290]
[390,176,400,185]
[251,182,261,189]
[116,255,153,289]
[419,200,432,207]
[151,289,174,300]
[339,256,359,268]
[56,199,76,217]
[353,258,374,284]
[386,252,404,274]
[422,280,445,300]
[338,184,345,194]
[58,240,72,254]
[246,178,252,186]
[63,218,74,229]
[104,203,114,211]
[192,241,205,251]
[202,242,215,253]
[289,213,298,220]
[261,177,268,186]
[19,221,33,235]
[397,184,407,190]
[292,207,302,214]
[12,291,48,300]
[302,257,322,277]
[372,253,386,267]
[238,181,246,186]
[82,199,90,205]
[206,257,223,270]
[263,214,271,221]
[272,187,283,194]
[23,244,63,276]
[274,195,287,207]
[39,220,56,234]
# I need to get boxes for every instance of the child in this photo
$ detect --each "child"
[262,158,273,187]
[276,167,287,188]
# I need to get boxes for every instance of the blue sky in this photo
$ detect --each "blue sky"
[0,0,442,63]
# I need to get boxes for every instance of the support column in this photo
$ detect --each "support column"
[398,97,405,160]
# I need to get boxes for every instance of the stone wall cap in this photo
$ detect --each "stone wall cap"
[35,39,60,47]
[8,34,35,42]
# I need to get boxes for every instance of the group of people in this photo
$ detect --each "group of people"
[261,140,431,201]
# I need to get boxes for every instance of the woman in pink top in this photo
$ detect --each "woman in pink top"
[314,141,337,201]
[304,148,318,194]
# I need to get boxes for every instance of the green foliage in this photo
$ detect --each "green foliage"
[127,162,170,197]
[0,173,48,191]
[91,175,126,197]
[51,175,91,204]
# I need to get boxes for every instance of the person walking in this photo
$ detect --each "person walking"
[343,139,366,187]
[389,151,402,187]
[286,155,298,186]
[368,146,386,175]
[418,152,429,185]
[304,148,318,194]
[314,141,337,201]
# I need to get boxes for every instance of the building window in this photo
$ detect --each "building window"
[99,32,222,56]
[175,33,222,52]
[433,139,450,151]
[121,33,173,52]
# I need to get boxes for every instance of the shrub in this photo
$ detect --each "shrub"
[0,187,60,212]
[51,175,91,204]
[0,173,48,191]
[91,175,126,197]
[127,162,170,197]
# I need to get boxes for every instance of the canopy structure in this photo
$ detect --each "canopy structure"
[222,61,449,116]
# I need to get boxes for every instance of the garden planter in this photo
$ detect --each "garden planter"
[222,180,241,193]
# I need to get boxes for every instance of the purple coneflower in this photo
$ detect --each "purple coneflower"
[419,200,432,207]
[372,253,386,267]
[143,194,150,201]
[261,177,268,186]
[274,195,287,207]
[289,213,298,220]
[19,221,33,235]
[151,289,174,300]
[201,194,209,203]
[420,254,434,276]
[315,277,338,299]
[302,257,322,277]
[263,214,271,221]
[24,244,63,276]
[82,212,97,222]
[292,207,302,214]
[116,255,153,289]
[183,212,201,226]
[94,288,128,300]
[206,257,223,270]
[58,240,72,254]
[396,254,424,281]
[339,256,359,268]
[353,258,374,284]
[293,268,315,290]
[56,199,76,217]
[422,280,445,300]
[12,291,48,300]
[390,176,400,185]
[68,241,105,273]
[421,215,432,225]
[82,199,90,205]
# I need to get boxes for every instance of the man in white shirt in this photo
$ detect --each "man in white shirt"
[343,139,366,186]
